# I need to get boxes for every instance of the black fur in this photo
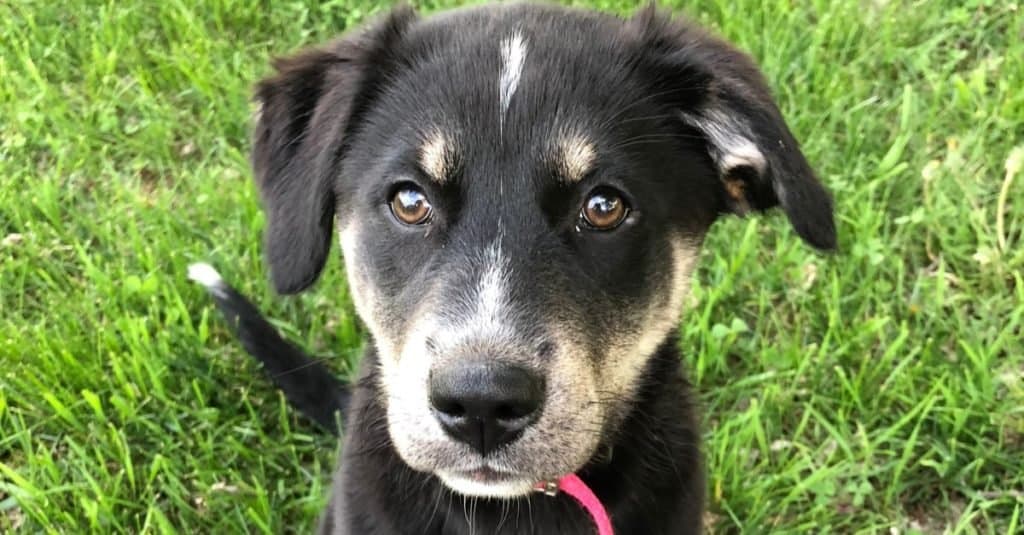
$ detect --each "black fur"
[198,278,347,432]
[196,2,837,534]
[626,6,836,249]
[252,7,417,294]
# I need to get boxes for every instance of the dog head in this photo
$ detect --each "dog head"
[251,3,834,498]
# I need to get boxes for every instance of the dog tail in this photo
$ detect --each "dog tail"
[187,262,347,435]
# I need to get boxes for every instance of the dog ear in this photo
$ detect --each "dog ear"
[627,6,836,250]
[252,7,416,294]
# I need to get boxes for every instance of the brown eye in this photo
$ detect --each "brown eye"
[390,186,433,225]
[581,188,629,230]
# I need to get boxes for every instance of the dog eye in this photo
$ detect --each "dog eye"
[390,185,433,225]
[580,188,629,230]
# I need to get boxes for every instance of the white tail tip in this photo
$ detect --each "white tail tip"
[187,262,224,288]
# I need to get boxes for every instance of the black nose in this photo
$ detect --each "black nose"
[429,362,545,456]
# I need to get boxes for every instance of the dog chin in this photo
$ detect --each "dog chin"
[436,469,538,498]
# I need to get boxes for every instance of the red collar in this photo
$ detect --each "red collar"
[535,474,613,535]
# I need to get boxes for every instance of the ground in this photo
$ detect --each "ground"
[1,0,1022,533]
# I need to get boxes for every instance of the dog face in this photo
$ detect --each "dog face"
[251,3,834,498]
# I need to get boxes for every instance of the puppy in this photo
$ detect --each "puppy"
[191,2,835,533]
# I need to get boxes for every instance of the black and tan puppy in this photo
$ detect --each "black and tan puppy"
[190,2,835,533]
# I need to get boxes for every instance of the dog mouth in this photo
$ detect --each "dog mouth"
[460,466,518,483]
[435,464,541,498]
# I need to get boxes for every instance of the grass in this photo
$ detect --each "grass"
[1,0,1022,532]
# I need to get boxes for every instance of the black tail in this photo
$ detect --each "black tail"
[188,263,347,435]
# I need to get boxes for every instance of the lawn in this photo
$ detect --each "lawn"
[1,0,1022,532]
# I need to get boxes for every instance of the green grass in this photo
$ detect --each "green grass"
[1,0,1022,532]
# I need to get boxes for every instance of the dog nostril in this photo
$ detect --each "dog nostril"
[495,403,531,420]
[434,399,466,418]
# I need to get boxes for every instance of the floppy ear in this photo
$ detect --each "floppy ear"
[252,7,416,294]
[627,6,836,250]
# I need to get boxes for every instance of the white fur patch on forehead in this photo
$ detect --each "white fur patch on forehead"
[499,31,527,131]
[681,108,767,176]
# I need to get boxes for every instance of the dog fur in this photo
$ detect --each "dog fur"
[192,2,835,533]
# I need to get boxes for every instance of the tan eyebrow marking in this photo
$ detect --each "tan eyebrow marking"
[419,131,458,184]
[552,135,597,183]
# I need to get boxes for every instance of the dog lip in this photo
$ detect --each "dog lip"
[456,466,519,483]
[436,466,539,498]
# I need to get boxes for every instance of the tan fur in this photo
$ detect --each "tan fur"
[553,135,597,183]
[723,175,752,214]
[419,131,456,184]
[600,238,699,409]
